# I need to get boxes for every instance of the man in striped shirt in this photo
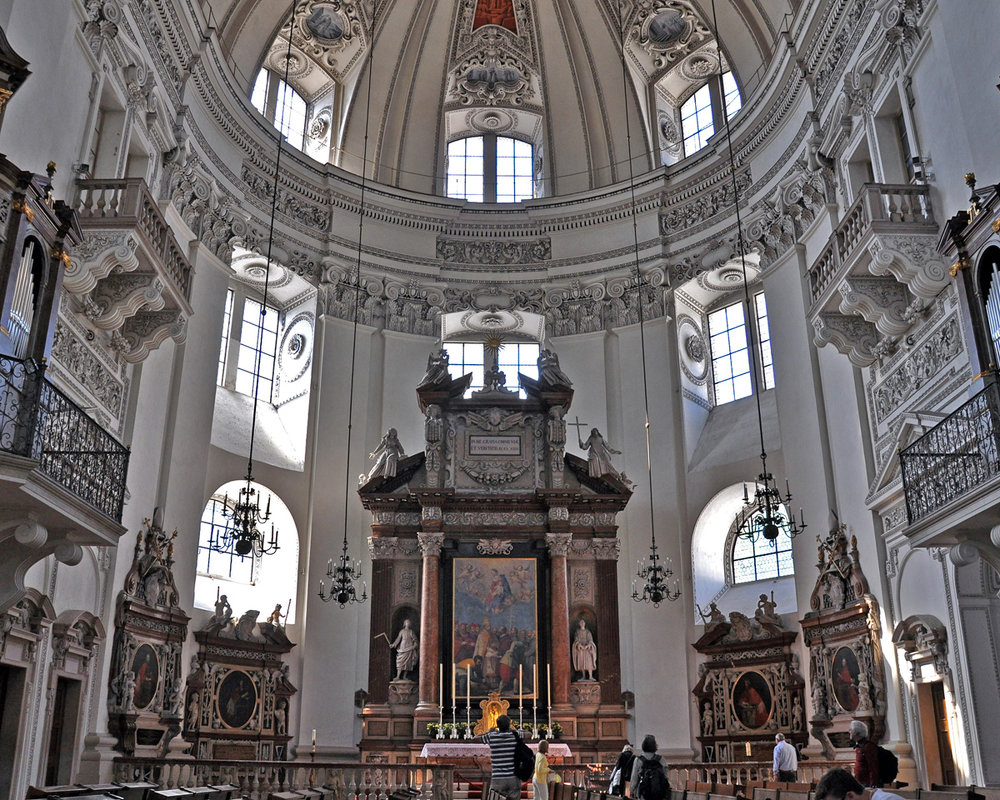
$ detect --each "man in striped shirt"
[482,714,521,799]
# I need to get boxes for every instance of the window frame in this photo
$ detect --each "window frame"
[217,287,282,405]
[707,292,775,407]
[726,515,795,585]
[442,340,540,397]
[251,68,310,151]
[446,134,535,203]
[196,494,259,585]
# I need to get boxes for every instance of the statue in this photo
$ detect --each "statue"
[697,601,726,628]
[701,703,714,736]
[791,695,804,731]
[755,591,781,627]
[211,594,233,628]
[390,618,419,681]
[417,348,451,388]
[267,603,286,627]
[122,671,136,710]
[537,348,573,388]
[367,428,405,481]
[579,428,621,478]
[572,619,597,681]
[186,692,200,729]
[275,699,287,735]
[224,610,266,643]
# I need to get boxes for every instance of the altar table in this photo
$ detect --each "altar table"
[419,742,573,760]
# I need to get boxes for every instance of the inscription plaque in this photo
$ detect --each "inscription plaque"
[469,435,521,456]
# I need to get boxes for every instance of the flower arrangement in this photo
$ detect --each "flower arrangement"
[427,722,469,738]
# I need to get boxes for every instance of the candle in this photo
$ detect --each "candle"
[519,664,523,707]
[312,729,317,746]
[439,663,443,705]
[546,663,551,703]
[467,664,471,709]
[452,663,457,705]
[744,741,752,757]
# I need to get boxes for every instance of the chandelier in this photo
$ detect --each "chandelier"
[610,2,681,606]
[221,482,278,556]
[705,0,805,548]
[317,0,376,608]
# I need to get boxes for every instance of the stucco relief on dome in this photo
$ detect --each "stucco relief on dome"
[631,1,711,73]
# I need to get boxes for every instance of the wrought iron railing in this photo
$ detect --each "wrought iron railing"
[111,759,454,800]
[900,382,1000,524]
[0,355,129,521]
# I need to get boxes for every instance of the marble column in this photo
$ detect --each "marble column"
[416,531,444,713]
[546,532,572,707]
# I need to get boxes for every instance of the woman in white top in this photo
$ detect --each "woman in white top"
[533,739,559,800]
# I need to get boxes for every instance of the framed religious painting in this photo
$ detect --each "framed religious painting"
[452,557,538,702]
[731,670,773,730]
[831,646,861,713]
[218,669,258,729]
[131,643,160,711]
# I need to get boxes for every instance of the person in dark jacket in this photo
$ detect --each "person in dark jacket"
[630,735,668,799]
[609,743,634,796]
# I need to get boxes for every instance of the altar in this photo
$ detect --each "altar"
[420,742,573,761]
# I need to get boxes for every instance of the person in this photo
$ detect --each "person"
[211,594,233,627]
[579,428,621,478]
[482,714,521,800]
[389,618,420,680]
[533,738,560,800]
[609,743,635,797]
[773,733,798,781]
[630,734,668,800]
[814,768,905,800]
[572,619,598,681]
[849,720,880,787]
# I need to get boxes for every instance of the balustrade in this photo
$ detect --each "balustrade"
[112,760,454,800]
[900,381,1000,524]
[75,177,193,301]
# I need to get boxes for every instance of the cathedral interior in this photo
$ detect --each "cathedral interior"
[1,0,1000,797]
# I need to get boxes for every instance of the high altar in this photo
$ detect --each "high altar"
[357,310,630,764]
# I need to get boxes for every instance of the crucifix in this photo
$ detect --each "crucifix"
[567,415,589,442]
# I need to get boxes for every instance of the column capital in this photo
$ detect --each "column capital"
[417,531,445,558]
[545,532,572,557]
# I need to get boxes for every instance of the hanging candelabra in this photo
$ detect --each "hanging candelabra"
[736,455,806,544]
[316,0,376,608]
[706,0,806,549]
[220,482,278,556]
[632,539,681,607]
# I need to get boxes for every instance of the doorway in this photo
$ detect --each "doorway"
[44,676,82,785]
[916,680,956,786]
[0,663,27,798]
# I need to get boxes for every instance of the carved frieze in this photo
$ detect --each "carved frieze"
[661,169,752,233]
[437,236,551,264]
[442,511,547,527]
[368,537,421,560]
[477,539,514,555]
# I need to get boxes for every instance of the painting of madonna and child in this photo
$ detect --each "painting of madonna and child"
[452,558,538,702]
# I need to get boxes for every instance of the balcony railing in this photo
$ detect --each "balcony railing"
[900,381,1000,524]
[111,760,454,800]
[75,177,193,301]
[0,355,129,522]
[808,183,936,306]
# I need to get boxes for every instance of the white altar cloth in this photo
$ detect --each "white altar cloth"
[419,742,573,759]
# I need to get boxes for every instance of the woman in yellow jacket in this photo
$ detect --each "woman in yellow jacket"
[533,739,560,800]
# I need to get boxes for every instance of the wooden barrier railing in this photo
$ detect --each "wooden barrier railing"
[111,759,454,800]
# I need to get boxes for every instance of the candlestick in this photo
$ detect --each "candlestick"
[452,663,457,704]
[532,664,538,736]
[467,664,471,710]
[519,665,523,707]
[438,663,444,738]
[546,663,551,702]
[312,728,316,746]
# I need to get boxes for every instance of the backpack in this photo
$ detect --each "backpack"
[513,733,535,782]
[876,746,898,785]
[636,755,670,800]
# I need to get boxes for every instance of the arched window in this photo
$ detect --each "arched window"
[729,523,795,584]
[251,68,308,150]
[194,480,300,623]
[446,135,534,203]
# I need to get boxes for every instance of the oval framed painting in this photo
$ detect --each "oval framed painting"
[218,669,258,729]
[831,646,861,712]
[731,670,772,730]
[131,643,160,710]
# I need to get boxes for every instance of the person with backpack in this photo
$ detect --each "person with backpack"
[630,735,670,800]
[814,768,906,800]
[481,715,522,800]
[849,720,880,787]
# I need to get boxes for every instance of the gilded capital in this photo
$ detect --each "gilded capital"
[417,531,445,558]
[545,532,572,557]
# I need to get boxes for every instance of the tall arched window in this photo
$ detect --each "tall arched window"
[446,135,534,203]
[251,68,308,150]
[708,293,774,406]
[681,71,742,157]
[729,523,795,584]
[194,480,300,623]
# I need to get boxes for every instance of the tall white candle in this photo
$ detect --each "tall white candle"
[546,663,551,703]
[312,728,317,746]
[439,663,443,705]
[519,664,523,707]
[452,663,456,705]
[467,664,471,709]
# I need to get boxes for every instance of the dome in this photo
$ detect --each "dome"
[209,0,789,197]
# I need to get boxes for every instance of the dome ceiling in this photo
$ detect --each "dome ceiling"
[208,0,786,197]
